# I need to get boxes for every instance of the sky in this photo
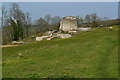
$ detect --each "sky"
[2,2,118,21]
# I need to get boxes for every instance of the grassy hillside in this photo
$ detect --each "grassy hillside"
[2,26,118,78]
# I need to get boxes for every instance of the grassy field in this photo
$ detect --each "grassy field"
[2,26,118,78]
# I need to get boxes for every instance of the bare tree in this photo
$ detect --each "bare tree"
[103,17,109,21]
[9,3,25,21]
[76,16,84,26]
[91,13,97,22]
[9,3,28,40]
[1,5,8,27]
[85,14,91,23]
[1,5,14,44]
[50,16,61,25]
[90,13,100,27]
[24,12,31,37]
[35,18,49,32]
[44,14,51,24]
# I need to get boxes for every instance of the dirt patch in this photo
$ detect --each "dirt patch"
[0,45,19,47]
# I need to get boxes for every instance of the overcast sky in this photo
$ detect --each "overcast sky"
[3,2,118,21]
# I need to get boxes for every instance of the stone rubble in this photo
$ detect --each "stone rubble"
[36,30,73,41]
[36,27,93,41]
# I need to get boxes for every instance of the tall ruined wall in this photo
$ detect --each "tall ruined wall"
[59,16,77,31]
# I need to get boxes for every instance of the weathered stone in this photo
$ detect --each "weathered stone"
[59,16,77,32]
[68,30,77,33]
[46,37,52,40]
[78,27,91,31]
[12,41,18,44]
[43,31,53,36]
[36,37,42,41]
[58,34,72,39]
[36,36,48,41]
[12,41,28,44]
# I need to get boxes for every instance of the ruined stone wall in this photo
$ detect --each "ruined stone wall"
[59,16,77,31]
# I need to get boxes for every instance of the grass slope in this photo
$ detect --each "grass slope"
[2,26,118,78]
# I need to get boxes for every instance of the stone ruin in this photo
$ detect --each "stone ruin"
[59,16,78,32]
[35,16,92,41]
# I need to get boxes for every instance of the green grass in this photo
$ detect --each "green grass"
[2,25,118,78]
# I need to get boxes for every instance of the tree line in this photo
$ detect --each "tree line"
[1,3,119,44]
